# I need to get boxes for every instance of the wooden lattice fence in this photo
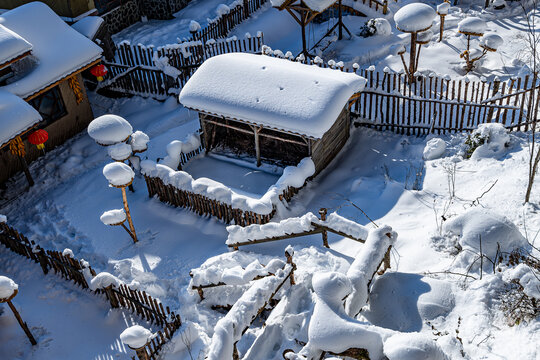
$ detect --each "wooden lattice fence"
[0,221,182,359]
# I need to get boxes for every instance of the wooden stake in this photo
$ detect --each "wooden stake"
[18,155,34,187]
[439,14,445,42]
[4,293,37,345]
[121,186,138,243]
[319,208,329,248]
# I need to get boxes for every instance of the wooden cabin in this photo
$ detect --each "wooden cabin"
[0,2,102,185]
[179,53,366,175]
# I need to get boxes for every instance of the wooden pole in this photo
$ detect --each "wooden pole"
[319,208,329,248]
[131,345,150,360]
[5,295,37,345]
[300,10,308,59]
[409,32,417,83]
[439,15,445,42]
[338,0,343,40]
[253,125,261,167]
[121,187,138,243]
[18,155,34,187]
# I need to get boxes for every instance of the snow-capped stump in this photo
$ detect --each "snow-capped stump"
[480,32,504,52]
[442,208,528,271]
[89,271,122,291]
[100,209,127,226]
[107,142,132,162]
[0,275,18,299]
[383,332,448,360]
[87,114,133,146]
[189,20,201,34]
[423,138,446,160]
[466,123,510,160]
[394,3,436,33]
[120,325,153,349]
[103,162,135,187]
[458,17,486,36]
[62,248,74,258]
[436,1,450,15]
[129,130,150,153]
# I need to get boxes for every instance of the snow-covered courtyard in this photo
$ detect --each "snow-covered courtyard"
[1,0,539,359]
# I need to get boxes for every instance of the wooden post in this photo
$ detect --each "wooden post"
[2,291,37,345]
[300,10,308,59]
[243,0,249,18]
[130,345,149,360]
[338,0,343,40]
[19,155,34,187]
[409,32,417,83]
[104,285,119,308]
[383,0,388,15]
[285,249,296,285]
[121,186,138,243]
[319,208,329,248]
[252,125,262,167]
[36,247,49,275]
[439,14,445,42]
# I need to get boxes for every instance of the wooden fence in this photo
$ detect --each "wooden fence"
[0,221,182,359]
[101,35,264,98]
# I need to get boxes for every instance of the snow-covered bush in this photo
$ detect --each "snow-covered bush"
[423,138,446,160]
[360,18,391,37]
[465,123,510,159]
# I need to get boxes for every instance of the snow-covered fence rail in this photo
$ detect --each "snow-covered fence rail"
[101,35,264,99]
[0,221,183,358]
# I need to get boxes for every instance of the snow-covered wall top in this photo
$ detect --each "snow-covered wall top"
[270,0,337,12]
[71,16,104,40]
[0,90,42,146]
[179,53,366,139]
[141,157,315,214]
[0,24,31,66]
[0,2,102,99]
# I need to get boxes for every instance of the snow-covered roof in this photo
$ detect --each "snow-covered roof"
[71,16,104,40]
[0,90,42,147]
[179,53,366,139]
[0,2,102,99]
[0,24,31,67]
[394,3,436,33]
[271,0,337,12]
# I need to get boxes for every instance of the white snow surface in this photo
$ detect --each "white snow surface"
[469,123,510,160]
[437,2,450,15]
[107,143,132,161]
[0,23,31,65]
[100,209,127,226]
[88,114,133,146]
[0,90,42,146]
[480,32,503,50]
[206,265,292,360]
[103,162,135,187]
[0,275,18,299]
[394,3,436,33]
[458,17,487,34]
[179,53,366,138]
[345,226,397,317]
[89,271,122,291]
[120,325,153,349]
[0,2,102,98]
[443,208,528,266]
[129,130,150,152]
[71,16,104,39]
[373,18,392,36]
[423,138,446,160]
[383,332,448,360]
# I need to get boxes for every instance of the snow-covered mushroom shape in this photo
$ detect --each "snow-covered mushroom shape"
[87,114,133,146]
[458,17,487,36]
[457,17,495,72]
[130,131,150,153]
[0,276,36,345]
[480,32,504,52]
[121,325,153,359]
[102,163,137,243]
[100,208,127,226]
[394,3,436,81]
[300,272,394,359]
[436,1,450,41]
[107,143,132,162]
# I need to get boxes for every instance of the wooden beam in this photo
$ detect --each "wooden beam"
[227,228,323,248]
[24,58,101,101]
[0,51,32,70]
[285,8,302,25]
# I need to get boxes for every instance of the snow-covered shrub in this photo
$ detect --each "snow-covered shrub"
[499,259,539,325]
[465,123,510,159]
[360,18,391,37]
[423,138,446,160]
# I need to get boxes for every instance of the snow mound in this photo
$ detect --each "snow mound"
[90,272,122,290]
[423,138,446,160]
[480,32,503,51]
[130,131,149,152]
[103,162,134,187]
[469,123,510,160]
[161,133,201,169]
[373,18,391,36]
[384,332,448,360]
[100,209,127,226]
[503,264,540,299]
[0,275,18,299]
[443,208,528,262]
[458,17,486,35]
[88,114,133,146]
[0,23,32,66]
[0,214,6,223]
[189,20,201,33]
[394,3,436,33]
[107,143,132,161]
[120,325,153,349]
[62,248,74,258]
[436,2,450,15]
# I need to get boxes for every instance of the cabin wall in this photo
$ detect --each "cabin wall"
[310,106,350,175]
[0,73,94,185]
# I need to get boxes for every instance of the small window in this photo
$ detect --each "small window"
[0,66,14,86]
[28,86,67,126]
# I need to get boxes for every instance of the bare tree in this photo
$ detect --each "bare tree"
[521,0,540,203]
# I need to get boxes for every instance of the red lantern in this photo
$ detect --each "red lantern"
[28,129,48,150]
[90,64,108,82]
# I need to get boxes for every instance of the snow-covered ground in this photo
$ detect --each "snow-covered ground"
[1,0,540,359]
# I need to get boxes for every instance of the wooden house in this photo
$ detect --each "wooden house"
[178,53,366,175]
[0,2,102,185]
[0,0,97,19]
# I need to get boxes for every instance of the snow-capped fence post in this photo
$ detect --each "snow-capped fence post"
[120,325,152,360]
[437,1,450,42]
[383,0,388,15]
[0,277,37,345]
[319,208,330,248]
[36,246,49,275]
